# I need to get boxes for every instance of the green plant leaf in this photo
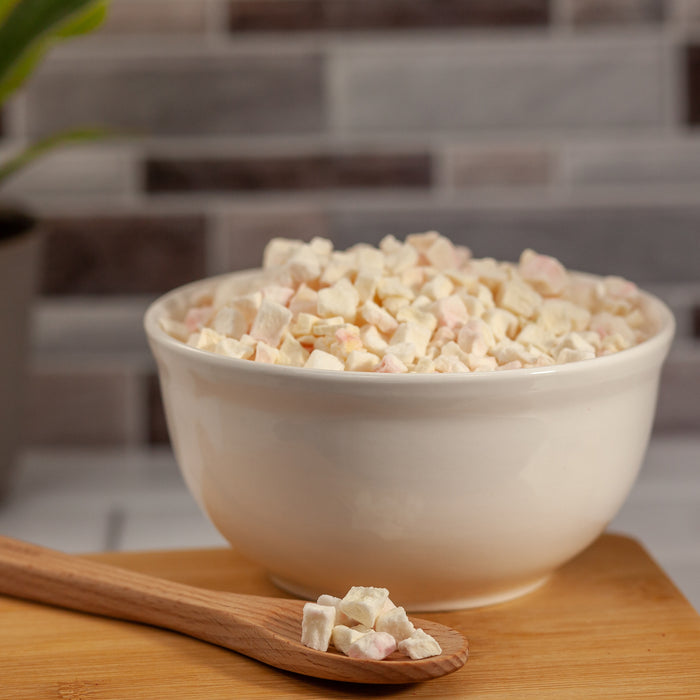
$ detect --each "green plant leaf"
[0,0,108,103]
[0,0,21,24]
[0,40,47,105]
[55,0,108,38]
[0,127,116,186]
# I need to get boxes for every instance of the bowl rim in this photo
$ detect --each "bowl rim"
[144,267,676,386]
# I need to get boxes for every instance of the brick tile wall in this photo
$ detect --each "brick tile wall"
[686,44,700,124]
[100,0,210,34]
[228,0,550,32]
[561,0,664,25]
[40,214,207,295]
[213,205,330,272]
[145,151,432,192]
[1,0,697,446]
[25,53,325,138]
[330,39,666,132]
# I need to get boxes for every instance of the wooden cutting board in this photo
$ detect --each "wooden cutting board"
[1,533,699,699]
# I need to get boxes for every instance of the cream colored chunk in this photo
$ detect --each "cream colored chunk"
[339,587,390,628]
[212,305,248,339]
[398,628,442,660]
[301,603,336,652]
[278,334,309,367]
[249,299,292,347]
[287,245,322,283]
[425,235,458,270]
[263,237,303,269]
[360,324,389,355]
[421,274,454,301]
[396,305,438,334]
[304,349,344,371]
[376,276,415,301]
[291,312,320,337]
[317,278,359,321]
[360,300,399,334]
[345,350,381,372]
[496,278,543,319]
[254,342,280,364]
[332,625,371,655]
[375,606,415,642]
[457,318,495,356]
[288,284,318,316]
[391,322,432,357]
[214,338,255,360]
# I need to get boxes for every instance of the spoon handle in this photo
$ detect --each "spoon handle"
[0,536,469,684]
[0,535,237,631]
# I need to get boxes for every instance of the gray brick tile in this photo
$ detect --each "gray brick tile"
[25,53,325,137]
[330,203,700,282]
[215,205,329,272]
[100,0,209,34]
[670,0,700,23]
[445,144,553,187]
[331,39,666,131]
[655,347,700,432]
[559,0,664,25]
[565,140,700,185]
[24,367,136,446]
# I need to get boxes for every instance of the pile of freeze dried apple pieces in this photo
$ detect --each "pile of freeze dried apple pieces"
[301,586,442,661]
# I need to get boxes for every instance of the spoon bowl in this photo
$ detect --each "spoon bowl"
[0,536,468,684]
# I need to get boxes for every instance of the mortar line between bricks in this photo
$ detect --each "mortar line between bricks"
[104,507,126,551]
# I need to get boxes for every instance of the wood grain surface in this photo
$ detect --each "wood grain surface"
[1,533,699,699]
[0,535,467,684]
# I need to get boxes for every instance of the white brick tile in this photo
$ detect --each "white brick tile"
[32,298,153,356]
[0,504,109,553]
[1,146,137,198]
[117,506,227,551]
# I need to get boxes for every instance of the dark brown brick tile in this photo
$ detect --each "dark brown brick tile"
[228,0,550,32]
[24,54,324,138]
[655,352,700,432]
[686,45,700,125]
[147,374,170,445]
[40,214,207,295]
[145,152,431,192]
[24,367,134,446]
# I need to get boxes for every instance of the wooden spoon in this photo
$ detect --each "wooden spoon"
[0,535,468,684]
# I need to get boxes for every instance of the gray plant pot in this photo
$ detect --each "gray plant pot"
[0,210,41,503]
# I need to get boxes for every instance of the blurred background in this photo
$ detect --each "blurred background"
[0,0,698,607]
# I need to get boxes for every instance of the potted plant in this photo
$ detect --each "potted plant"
[0,0,111,501]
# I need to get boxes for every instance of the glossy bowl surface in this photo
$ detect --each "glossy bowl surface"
[145,269,674,610]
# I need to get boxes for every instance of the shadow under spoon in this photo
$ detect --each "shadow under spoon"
[0,535,468,684]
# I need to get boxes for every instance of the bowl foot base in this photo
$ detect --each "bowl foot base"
[269,573,550,611]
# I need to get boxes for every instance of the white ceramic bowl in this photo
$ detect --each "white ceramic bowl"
[145,269,674,610]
